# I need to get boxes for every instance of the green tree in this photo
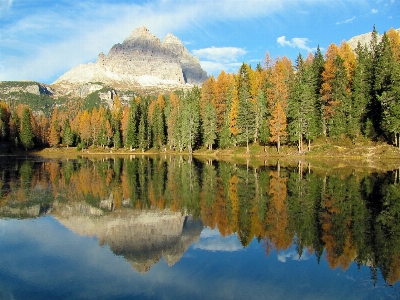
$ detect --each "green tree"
[202,101,218,150]
[287,54,318,152]
[350,43,372,140]
[20,107,34,150]
[62,119,74,148]
[237,63,256,153]
[311,46,325,137]
[327,55,350,138]
[125,99,139,150]
[181,87,201,154]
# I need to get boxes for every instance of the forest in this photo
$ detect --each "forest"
[0,27,399,153]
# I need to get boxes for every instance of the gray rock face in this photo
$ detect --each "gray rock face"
[53,26,207,91]
[347,28,400,50]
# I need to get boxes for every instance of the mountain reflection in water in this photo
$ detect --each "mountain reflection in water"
[1,155,400,298]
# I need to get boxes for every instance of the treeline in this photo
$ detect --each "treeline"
[0,27,399,152]
[1,156,400,284]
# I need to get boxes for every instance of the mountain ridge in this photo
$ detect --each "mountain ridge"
[52,26,207,95]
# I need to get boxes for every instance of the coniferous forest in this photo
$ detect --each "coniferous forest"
[0,27,399,153]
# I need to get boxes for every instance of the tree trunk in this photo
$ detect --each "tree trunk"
[277,135,280,153]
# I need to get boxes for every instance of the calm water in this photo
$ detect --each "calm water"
[0,155,400,299]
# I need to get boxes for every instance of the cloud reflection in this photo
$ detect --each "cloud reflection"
[193,227,243,252]
[277,249,311,263]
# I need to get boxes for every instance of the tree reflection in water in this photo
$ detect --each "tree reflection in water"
[1,155,400,285]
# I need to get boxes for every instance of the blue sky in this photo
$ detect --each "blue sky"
[0,0,399,84]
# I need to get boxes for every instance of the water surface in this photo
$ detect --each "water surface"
[0,156,399,299]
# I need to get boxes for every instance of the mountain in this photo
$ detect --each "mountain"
[52,26,208,95]
[347,28,400,49]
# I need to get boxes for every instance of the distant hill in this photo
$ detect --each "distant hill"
[0,81,56,116]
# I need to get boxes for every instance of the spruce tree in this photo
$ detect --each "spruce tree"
[378,40,400,146]
[312,46,325,137]
[181,87,201,154]
[126,99,139,150]
[20,108,34,150]
[327,55,350,138]
[202,101,218,150]
[237,63,256,153]
[351,43,371,140]
[62,119,74,148]
[288,54,318,152]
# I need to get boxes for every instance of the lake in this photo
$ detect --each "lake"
[0,155,400,299]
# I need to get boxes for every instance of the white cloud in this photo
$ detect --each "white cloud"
[277,36,317,53]
[193,47,247,64]
[191,46,247,75]
[371,8,378,13]
[335,16,356,25]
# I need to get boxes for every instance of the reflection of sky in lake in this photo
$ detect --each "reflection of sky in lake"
[0,217,399,300]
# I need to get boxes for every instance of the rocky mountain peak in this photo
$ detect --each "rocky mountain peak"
[123,26,161,44]
[163,33,183,45]
[52,26,208,94]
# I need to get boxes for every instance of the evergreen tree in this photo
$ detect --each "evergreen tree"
[125,99,139,149]
[379,52,400,146]
[257,87,270,148]
[368,25,384,137]
[138,106,148,152]
[237,63,256,153]
[62,119,74,148]
[351,43,371,140]
[151,104,166,150]
[327,55,350,138]
[113,128,121,149]
[312,46,325,137]
[202,101,218,150]
[181,87,201,154]
[374,33,400,144]
[287,54,318,152]
[20,107,34,150]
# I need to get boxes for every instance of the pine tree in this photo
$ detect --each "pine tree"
[62,119,74,148]
[237,63,256,153]
[138,113,147,151]
[377,36,400,146]
[20,107,34,150]
[368,25,384,137]
[125,99,139,149]
[202,101,218,150]
[327,55,350,138]
[287,54,318,152]
[312,46,325,137]
[181,87,201,154]
[350,43,371,140]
